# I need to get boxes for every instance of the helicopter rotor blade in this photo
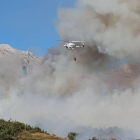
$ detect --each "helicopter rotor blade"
[71,41,84,42]
[57,40,69,42]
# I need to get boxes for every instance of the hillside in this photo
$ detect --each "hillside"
[0,119,66,140]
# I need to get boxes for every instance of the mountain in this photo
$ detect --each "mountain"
[0,44,37,59]
[0,44,41,73]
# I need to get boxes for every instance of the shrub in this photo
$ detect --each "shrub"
[67,132,78,140]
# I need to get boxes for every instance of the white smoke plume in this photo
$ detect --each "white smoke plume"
[1,0,140,139]
[58,0,140,61]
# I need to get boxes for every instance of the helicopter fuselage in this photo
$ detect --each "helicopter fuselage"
[64,42,84,50]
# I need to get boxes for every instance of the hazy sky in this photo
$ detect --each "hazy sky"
[0,0,76,56]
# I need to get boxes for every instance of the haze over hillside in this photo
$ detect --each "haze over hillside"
[0,43,139,140]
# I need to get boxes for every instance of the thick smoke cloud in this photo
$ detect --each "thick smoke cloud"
[58,0,140,60]
[1,0,140,139]
[0,44,138,139]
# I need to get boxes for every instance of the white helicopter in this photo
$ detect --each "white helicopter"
[58,40,85,61]
[58,40,85,50]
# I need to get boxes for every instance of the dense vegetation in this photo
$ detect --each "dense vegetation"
[0,119,48,140]
[0,119,100,140]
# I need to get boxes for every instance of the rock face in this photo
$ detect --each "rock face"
[0,44,41,59]
[0,44,41,73]
[0,44,16,55]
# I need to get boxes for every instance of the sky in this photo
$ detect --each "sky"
[0,0,76,56]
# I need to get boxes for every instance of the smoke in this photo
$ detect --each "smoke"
[58,0,140,61]
[0,44,138,139]
[1,0,140,139]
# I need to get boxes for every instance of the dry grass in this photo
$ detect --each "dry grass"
[14,131,67,140]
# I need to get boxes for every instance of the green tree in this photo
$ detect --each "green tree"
[67,132,78,140]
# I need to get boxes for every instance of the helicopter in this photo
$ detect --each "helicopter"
[58,40,85,50]
[58,40,85,61]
